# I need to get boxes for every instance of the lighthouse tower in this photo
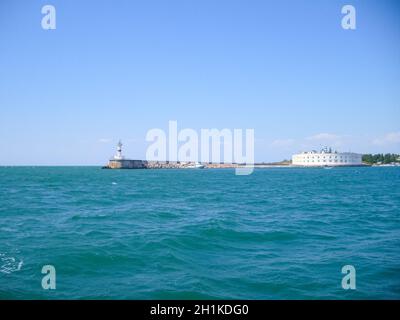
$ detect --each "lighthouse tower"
[114,140,124,160]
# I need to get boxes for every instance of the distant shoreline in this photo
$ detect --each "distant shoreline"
[100,161,400,170]
[1,163,400,168]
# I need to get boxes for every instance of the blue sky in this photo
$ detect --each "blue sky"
[0,0,399,164]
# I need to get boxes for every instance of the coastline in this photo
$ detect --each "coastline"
[101,161,382,170]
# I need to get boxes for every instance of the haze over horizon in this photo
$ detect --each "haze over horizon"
[1,0,399,165]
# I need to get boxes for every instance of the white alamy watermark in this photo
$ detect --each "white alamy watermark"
[41,265,56,290]
[341,265,356,290]
[146,121,254,175]
[341,5,356,30]
[41,5,56,30]
[38,4,356,32]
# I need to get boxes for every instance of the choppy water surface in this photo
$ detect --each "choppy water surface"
[0,166,399,299]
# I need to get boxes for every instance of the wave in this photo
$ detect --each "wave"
[0,253,23,274]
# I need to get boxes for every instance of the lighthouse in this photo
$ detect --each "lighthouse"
[114,140,124,160]
[104,140,147,169]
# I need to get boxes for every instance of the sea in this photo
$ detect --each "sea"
[0,166,399,299]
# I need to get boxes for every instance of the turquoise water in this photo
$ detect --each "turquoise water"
[0,166,399,299]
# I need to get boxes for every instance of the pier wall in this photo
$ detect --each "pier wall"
[108,160,147,169]
[107,160,203,169]
[105,160,242,169]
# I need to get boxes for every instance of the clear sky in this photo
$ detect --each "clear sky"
[0,0,399,165]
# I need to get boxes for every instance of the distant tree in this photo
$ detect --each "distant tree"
[362,154,373,163]
[362,153,400,164]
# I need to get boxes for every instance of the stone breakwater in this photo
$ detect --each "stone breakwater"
[103,159,241,169]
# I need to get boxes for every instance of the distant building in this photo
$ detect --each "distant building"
[292,147,362,167]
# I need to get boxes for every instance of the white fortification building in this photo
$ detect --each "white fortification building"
[292,147,362,167]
